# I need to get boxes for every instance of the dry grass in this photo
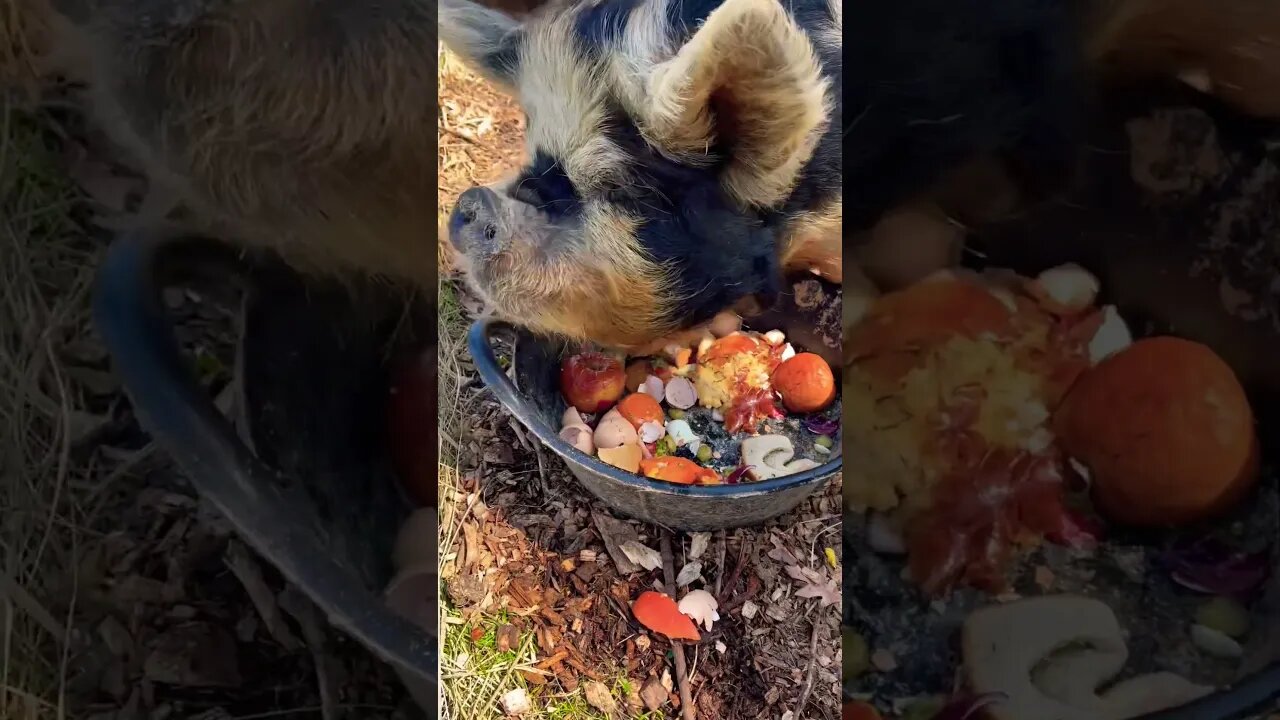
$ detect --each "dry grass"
[436,45,536,720]
[0,99,97,718]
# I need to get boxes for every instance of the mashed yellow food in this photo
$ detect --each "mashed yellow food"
[844,335,1054,513]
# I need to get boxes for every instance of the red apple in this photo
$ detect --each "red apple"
[560,352,625,413]
[387,349,436,507]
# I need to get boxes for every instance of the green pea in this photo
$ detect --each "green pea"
[668,408,686,420]
[1196,596,1250,638]
[696,444,713,462]
[842,627,869,680]
[815,435,833,448]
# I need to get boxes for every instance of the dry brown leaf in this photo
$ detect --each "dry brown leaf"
[620,541,663,572]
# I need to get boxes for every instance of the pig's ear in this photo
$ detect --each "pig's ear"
[438,0,524,87]
[644,0,831,208]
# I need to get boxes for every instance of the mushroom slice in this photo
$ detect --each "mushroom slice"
[963,595,1213,720]
[741,436,793,480]
[740,436,821,480]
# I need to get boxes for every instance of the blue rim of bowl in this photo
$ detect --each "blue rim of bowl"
[468,318,842,498]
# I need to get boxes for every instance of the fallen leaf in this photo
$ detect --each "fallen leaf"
[620,541,663,572]
[632,591,700,641]
[689,532,711,560]
[795,577,841,607]
[496,624,520,652]
[641,676,668,711]
[143,623,241,688]
[584,681,620,717]
[676,561,703,587]
[767,535,801,565]
[785,563,841,607]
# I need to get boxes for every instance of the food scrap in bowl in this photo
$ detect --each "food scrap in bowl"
[844,264,1260,597]
[557,327,840,485]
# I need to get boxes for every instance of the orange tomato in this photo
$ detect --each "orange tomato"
[1056,337,1258,527]
[617,393,664,429]
[771,353,836,413]
[639,456,721,485]
[842,701,882,720]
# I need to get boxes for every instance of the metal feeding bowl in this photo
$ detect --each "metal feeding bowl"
[843,89,1280,719]
[468,278,843,532]
[93,237,437,712]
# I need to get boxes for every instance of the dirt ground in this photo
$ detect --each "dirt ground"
[435,49,844,720]
[0,74,414,720]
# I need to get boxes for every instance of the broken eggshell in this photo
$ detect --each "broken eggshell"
[597,443,643,474]
[563,406,590,430]
[665,419,698,447]
[1088,305,1133,365]
[638,421,666,444]
[1026,263,1100,315]
[664,376,698,409]
[639,375,665,399]
[559,425,596,455]
[594,408,639,450]
[677,589,720,631]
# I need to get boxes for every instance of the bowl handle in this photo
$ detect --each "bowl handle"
[92,234,437,685]
[467,317,549,431]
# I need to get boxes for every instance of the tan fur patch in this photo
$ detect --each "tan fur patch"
[643,0,832,207]
[518,16,633,190]
[470,203,681,348]
[781,202,842,284]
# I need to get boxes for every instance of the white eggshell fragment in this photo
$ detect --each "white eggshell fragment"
[1088,305,1133,365]
[597,443,643,473]
[866,513,906,555]
[638,421,666,444]
[1027,263,1100,315]
[559,425,595,454]
[639,375,665,399]
[594,408,638,450]
[562,406,590,430]
[664,377,698,409]
[677,589,720,632]
[780,344,797,362]
[665,419,697,447]
[763,330,786,346]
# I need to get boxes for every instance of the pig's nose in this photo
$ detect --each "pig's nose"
[449,186,502,253]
